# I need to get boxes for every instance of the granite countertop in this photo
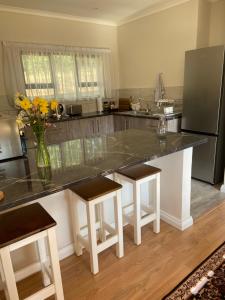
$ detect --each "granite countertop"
[48,111,112,123]
[0,129,206,212]
[48,110,181,123]
[114,111,182,120]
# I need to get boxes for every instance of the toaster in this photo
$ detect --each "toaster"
[66,104,82,116]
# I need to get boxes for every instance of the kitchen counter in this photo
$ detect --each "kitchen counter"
[0,128,206,278]
[48,110,182,123]
[114,110,182,120]
[0,129,205,212]
[48,111,112,123]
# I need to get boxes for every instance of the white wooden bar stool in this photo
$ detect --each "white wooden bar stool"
[69,176,124,274]
[115,164,161,245]
[0,203,64,300]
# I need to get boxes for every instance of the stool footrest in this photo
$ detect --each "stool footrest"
[24,284,55,300]
[103,222,116,236]
[141,204,153,214]
[140,213,156,227]
[97,235,118,254]
[77,234,90,251]
[125,212,156,227]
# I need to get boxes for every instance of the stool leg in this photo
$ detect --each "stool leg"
[47,228,64,300]
[86,202,99,274]
[37,238,51,287]
[97,203,106,242]
[0,255,9,300]
[114,190,124,258]
[153,173,160,234]
[69,191,83,256]
[134,182,141,245]
[0,247,19,300]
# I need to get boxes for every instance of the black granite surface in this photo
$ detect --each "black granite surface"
[0,129,206,211]
[114,111,182,120]
[48,110,181,123]
[48,111,111,123]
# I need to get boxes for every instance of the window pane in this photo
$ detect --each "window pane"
[22,54,52,84]
[25,88,55,98]
[22,54,54,97]
[76,55,102,98]
[52,55,77,99]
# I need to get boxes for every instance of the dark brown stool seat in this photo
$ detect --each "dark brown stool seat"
[116,164,161,181]
[0,203,64,299]
[0,203,56,248]
[70,176,122,201]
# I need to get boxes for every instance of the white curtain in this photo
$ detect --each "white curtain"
[3,41,113,103]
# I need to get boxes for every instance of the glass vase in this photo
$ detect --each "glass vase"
[33,125,51,168]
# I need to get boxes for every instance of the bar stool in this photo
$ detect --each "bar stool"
[0,203,64,300]
[69,176,124,274]
[115,164,161,245]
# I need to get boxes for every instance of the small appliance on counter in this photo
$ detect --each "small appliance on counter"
[0,116,23,161]
[103,100,110,112]
[66,104,82,116]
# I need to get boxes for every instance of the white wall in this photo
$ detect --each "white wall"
[117,0,199,89]
[196,0,211,48]
[209,0,225,46]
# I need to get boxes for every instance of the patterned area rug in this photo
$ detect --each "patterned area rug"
[163,242,225,299]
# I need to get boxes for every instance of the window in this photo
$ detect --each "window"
[20,50,110,100]
[3,42,113,102]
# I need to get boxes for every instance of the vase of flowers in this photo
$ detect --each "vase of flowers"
[15,93,58,168]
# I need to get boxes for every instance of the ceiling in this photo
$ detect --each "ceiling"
[0,0,190,25]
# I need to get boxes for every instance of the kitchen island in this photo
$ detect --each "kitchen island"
[0,129,205,277]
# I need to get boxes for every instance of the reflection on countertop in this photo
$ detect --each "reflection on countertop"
[0,128,206,211]
[114,110,182,120]
[48,110,182,123]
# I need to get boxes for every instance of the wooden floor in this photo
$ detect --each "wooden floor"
[7,201,225,300]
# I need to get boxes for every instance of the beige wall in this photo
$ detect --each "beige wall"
[209,0,225,46]
[196,0,210,48]
[118,0,199,89]
[1,0,224,108]
[0,11,119,97]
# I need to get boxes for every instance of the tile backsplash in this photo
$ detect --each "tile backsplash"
[118,86,183,111]
[0,86,183,115]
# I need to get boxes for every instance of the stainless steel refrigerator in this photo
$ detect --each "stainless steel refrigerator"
[182,45,225,184]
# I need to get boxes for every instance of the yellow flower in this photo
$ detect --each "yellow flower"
[40,105,49,115]
[39,98,48,107]
[50,100,58,111]
[20,98,32,111]
[33,97,41,107]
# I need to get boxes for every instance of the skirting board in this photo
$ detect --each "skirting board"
[160,209,193,231]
